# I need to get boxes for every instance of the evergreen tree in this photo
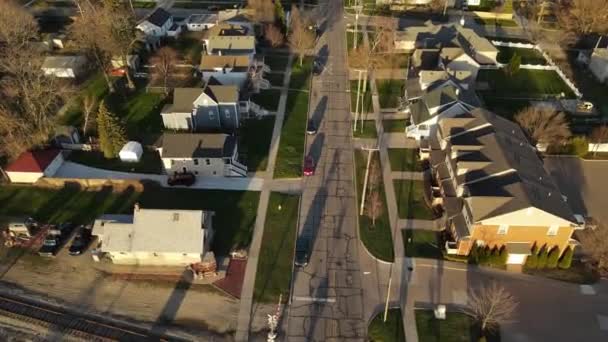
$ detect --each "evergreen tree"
[547,246,561,269]
[498,245,508,265]
[558,246,574,269]
[537,244,549,269]
[489,246,500,266]
[96,101,127,158]
[525,244,539,269]
[274,0,286,29]
[469,244,479,264]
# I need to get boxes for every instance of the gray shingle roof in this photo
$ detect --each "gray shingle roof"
[145,8,172,27]
[161,133,236,159]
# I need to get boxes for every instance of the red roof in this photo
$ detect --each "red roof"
[6,149,61,173]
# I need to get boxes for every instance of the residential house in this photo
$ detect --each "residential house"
[4,149,64,184]
[161,85,242,132]
[426,108,582,267]
[92,205,214,266]
[41,55,87,78]
[377,0,455,7]
[588,48,608,83]
[406,81,481,140]
[186,14,218,31]
[158,132,247,177]
[200,55,252,87]
[136,8,173,37]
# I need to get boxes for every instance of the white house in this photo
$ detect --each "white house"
[5,149,64,184]
[41,55,87,78]
[136,8,173,37]
[199,55,252,87]
[186,14,218,31]
[92,206,214,266]
[589,48,608,83]
[158,133,247,177]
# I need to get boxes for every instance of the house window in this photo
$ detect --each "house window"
[497,224,509,235]
[194,159,199,165]
[548,225,559,236]
[205,159,211,165]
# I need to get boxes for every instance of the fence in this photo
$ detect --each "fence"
[60,143,94,151]
[588,143,608,153]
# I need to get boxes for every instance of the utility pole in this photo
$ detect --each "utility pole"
[359,144,379,215]
[384,276,392,322]
[354,0,363,50]
[353,69,366,132]
[359,72,368,134]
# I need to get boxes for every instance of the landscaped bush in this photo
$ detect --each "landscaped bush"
[525,244,539,268]
[547,246,561,269]
[559,246,574,269]
[468,244,508,268]
[537,245,548,269]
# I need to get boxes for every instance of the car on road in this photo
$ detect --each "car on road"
[303,156,315,176]
[294,236,311,268]
[69,225,93,256]
[306,119,317,135]
[168,171,196,186]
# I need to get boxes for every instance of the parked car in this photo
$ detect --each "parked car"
[168,171,196,186]
[69,226,92,256]
[313,59,323,75]
[38,234,61,257]
[306,119,317,135]
[295,236,311,268]
[303,156,315,176]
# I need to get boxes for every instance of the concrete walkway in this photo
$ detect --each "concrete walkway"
[234,54,295,342]
[398,219,442,230]
[391,171,424,180]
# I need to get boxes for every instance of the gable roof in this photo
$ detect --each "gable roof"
[160,133,236,159]
[207,36,255,53]
[410,82,481,124]
[144,8,172,27]
[200,55,250,70]
[203,84,239,103]
[166,88,205,113]
[6,149,61,173]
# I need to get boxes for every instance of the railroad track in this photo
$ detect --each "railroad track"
[0,294,172,341]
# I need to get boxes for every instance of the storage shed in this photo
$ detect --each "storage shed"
[119,141,143,163]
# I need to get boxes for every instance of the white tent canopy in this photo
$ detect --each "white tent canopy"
[119,141,143,162]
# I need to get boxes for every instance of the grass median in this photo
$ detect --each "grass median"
[393,179,435,220]
[368,309,406,342]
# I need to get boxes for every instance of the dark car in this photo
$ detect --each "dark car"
[294,236,311,268]
[306,119,317,135]
[69,226,92,256]
[168,171,196,186]
[303,156,315,176]
[38,234,61,257]
[312,59,323,75]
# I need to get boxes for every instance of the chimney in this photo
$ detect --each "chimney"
[134,202,140,212]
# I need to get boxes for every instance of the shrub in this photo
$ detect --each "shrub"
[498,245,508,265]
[547,246,560,269]
[488,246,500,265]
[525,244,539,269]
[558,246,574,269]
[537,245,548,269]
[469,244,480,264]
[570,136,589,157]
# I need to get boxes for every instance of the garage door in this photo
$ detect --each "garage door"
[506,253,527,265]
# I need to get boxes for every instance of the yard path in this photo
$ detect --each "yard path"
[234,54,295,342]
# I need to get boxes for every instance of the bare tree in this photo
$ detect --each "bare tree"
[365,190,384,227]
[463,282,518,334]
[150,47,179,95]
[0,1,39,50]
[289,5,316,66]
[247,0,275,24]
[103,5,140,89]
[557,0,608,35]
[514,107,571,148]
[82,95,97,136]
[590,125,608,156]
[577,223,608,276]
[265,24,285,48]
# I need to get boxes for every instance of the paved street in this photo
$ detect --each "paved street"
[285,1,369,340]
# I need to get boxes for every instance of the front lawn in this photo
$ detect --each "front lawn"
[266,72,286,87]
[353,120,378,139]
[347,31,364,51]
[250,89,282,112]
[388,148,423,172]
[0,185,260,257]
[393,179,435,220]
[67,150,163,174]
[476,69,575,98]
[402,229,442,259]
[377,79,406,108]
[496,46,547,65]
[416,310,472,342]
[274,91,309,178]
[254,193,299,303]
[383,119,408,133]
[350,80,373,114]
[355,150,394,262]
[289,56,313,91]
[368,309,406,342]
[239,117,275,172]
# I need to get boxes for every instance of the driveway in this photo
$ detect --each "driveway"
[544,156,608,225]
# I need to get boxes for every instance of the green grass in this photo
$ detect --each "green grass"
[250,89,282,112]
[402,230,442,259]
[393,179,435,220]
[496,46,547,65]
[416,310,473,342]
[350,81,373,114]
[476,69,575,98]
[274,91,309,178]
[347,31,364,51]
[289,56,313,91]
[479,95,530,120]
[254,193,299,303]
[355,150,394,262]
[368,309,406,342]
[67,150,163,174]
[474,18,518,27]
[377,79,406,108]
[353,120,378,139]
[239,117,275,171]
[264,55,290,72]
[266,73,286,87]
[388,149,423,172]
[0,185,259,257]
[383,119,408,133]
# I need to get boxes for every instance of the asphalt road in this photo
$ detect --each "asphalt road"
[285,1,367,341]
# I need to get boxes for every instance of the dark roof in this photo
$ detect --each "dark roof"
[161,133,236,159]
[6,149,61,173]
[206,76,222,86]
[145,8,172,27]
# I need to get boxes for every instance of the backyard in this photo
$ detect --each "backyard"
[289,56,313,91]
[250,89,282,112]
[263,54,290,72]
[66,150,163,174]
[355,150,394,262]
[253,192,299,303]
[368,309,406,342]
[388,148,423,172]
[383,119,408,133]
[402,229,442,259]
[476,69,576,99]
[393,179,435,220]
[239,117,275,172]
[274,91,309,178]
[496,46,547,65]
[0,184,259,257]
[377,79,406,108]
